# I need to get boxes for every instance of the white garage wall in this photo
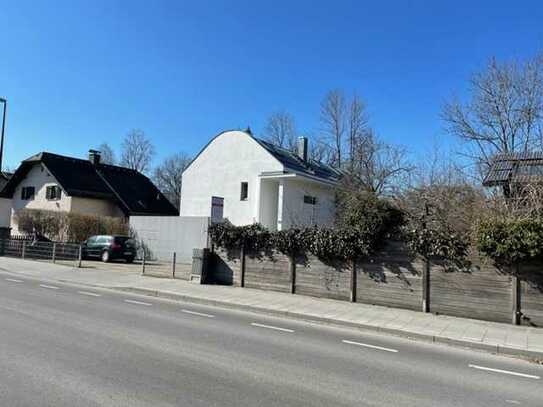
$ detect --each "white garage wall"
[129,216,210,262]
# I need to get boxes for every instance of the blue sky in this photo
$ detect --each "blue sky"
[1,0,543,170]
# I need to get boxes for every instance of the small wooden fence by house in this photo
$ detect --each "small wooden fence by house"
[209,241,543,327]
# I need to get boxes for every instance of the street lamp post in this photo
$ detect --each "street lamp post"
[0,97,6,172]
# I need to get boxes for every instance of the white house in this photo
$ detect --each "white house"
[180,130,341,230]
[0,150,178,234]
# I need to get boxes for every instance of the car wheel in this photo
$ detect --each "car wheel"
[101,251,110,263]
[125,256,134,264]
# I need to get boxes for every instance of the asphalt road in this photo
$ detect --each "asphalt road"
[0,270,542,407]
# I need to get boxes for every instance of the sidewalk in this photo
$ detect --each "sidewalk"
[2,257,543,360]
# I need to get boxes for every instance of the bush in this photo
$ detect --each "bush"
[13,209,128,242]
[208,221,271,252]
[475,217,543,265]
[335,190,405,248]
[405,222,469,260]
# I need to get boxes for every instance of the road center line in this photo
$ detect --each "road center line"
[5,278,23,283]
[182,309,214,318]
[39,284,60,290]
[251,323,294,333]
[342,340,399,353]
[468,364,540,380]
[124,299,152,306]
[78,291,101,297]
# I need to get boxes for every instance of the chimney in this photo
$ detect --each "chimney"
[297,137,308,162]
[88,149,101,165]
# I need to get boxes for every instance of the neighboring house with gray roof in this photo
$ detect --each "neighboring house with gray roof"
[0,150,178,233]
[483,152,543,196]
[180,129,341,230]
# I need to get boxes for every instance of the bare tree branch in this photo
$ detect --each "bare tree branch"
[120,129,155,173]
[153,153,191,209]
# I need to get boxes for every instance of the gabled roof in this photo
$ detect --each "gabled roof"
[0,152,179,216]
[483,151,543,186]
[185,129,341,184]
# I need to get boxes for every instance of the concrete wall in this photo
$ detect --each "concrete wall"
[129,216,210,263]
[0,198,11,227]
[180,131,283,225]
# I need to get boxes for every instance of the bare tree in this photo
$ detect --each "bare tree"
[153,153,191,209]
[320,90,346,167]
[263,111,298,150]
[442,54,543,177]
[343,130,413,196]
[96,142,116,165]
[120,129,155,173]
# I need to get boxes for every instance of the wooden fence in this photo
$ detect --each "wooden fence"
[209,241,543,327]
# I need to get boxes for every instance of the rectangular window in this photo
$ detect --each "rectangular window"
[304,195,317,205]
[240,182,248,201]
[46,185,62,200]
[21,186,35,200]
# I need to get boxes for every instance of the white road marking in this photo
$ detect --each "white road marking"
[182,309,214,318]
[5,278,23,283]
[124,299,152,306]
[342,340,399,353]
[506,400,521,405]
[78,291,101,297]
[251,323,294,333]
[468,364,540,380]
[39,284,60,290]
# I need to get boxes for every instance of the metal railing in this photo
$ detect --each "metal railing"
[140,249,192,280]
[0,239,82,267]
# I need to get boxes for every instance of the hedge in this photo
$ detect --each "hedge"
[14,209,128,242]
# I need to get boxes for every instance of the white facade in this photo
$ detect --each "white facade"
[180,130,337,230]
[9,162,124,233]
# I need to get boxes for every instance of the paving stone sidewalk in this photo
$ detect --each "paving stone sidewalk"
[1,257,543,359]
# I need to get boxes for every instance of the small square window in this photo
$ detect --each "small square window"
[21,186,35,200]
[240,182,248,201]
[304,195,317,205]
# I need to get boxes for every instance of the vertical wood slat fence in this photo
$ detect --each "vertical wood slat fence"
[209,242,543,327]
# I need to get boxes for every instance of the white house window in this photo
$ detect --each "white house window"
[21,186,35,200]
[46,185,62,200]
[303,195,317,205]
[240,182,248,201]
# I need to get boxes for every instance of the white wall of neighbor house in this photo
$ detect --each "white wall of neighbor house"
[180,130,283,225]
[12,163,72,213]
[70,197,124,218]
[279,178,336,230]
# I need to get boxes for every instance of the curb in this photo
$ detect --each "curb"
[112,286,543,362]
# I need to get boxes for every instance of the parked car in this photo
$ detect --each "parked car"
[81,235,137,263]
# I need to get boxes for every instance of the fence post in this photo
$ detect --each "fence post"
[422,258,430,313]
[52,242,57,263]
[350,259,357,303]
[77,245,82,268]
[290,254,296,294]
[512,264,522,325]
[141,249,146,275]
[21,241,26,260]
[239,244,246,287]
[172,251,176,279]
